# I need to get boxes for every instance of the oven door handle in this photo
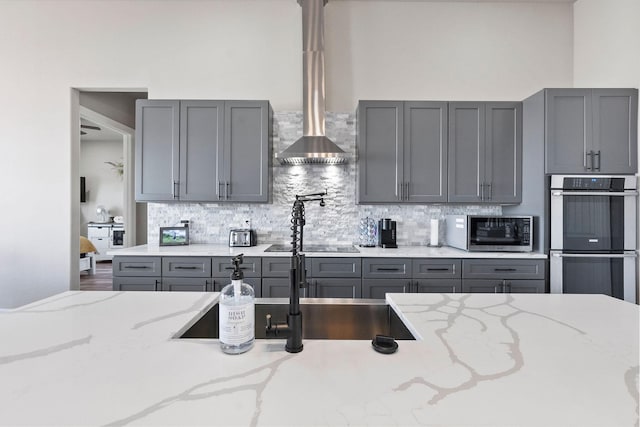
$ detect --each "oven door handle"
[552,252,638,258]
[550,191,639,197]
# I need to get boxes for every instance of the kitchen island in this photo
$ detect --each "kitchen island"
[0,291,637,426]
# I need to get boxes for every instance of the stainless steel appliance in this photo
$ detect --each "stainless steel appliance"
[549,175,638,302]
[229,229,257,247]
[378,219,397,248]
[445,215,533,252]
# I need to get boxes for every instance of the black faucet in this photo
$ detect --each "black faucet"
[265,190,327,353]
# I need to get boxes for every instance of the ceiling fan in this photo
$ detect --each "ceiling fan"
[80,124,101,135]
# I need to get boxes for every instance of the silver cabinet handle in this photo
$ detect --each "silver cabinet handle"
[173,181,179,199]
[487,183,492,200]
[480,183,485,201]
[218,182,223,200]
[586,150,593,171]
[593,150,601,171]
[405,182,409,201]
[226,182,230,200]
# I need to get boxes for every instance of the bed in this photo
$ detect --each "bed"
[80,236,97,275]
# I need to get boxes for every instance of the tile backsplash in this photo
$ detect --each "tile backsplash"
[147,111,500,246]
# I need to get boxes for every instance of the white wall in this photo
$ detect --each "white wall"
[80,140,124,236]
[0,0,573,308]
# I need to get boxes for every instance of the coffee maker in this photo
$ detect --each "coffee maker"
[378,218,397,248]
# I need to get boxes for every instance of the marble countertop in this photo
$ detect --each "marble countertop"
[109,243,548,259]
[0,291,636,426]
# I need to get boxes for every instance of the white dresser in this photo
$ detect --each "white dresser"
[87,223,124,261]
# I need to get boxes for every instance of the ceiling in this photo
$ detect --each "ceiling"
[80,118,123,143]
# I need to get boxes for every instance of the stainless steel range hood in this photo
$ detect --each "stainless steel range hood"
[276,0,347,165]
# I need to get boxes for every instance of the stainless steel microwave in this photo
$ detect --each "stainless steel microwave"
[445,215,533,252]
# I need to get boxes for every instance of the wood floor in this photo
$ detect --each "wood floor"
[80,261,113,291]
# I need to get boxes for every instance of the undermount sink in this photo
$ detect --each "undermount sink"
[264,244,360,253]
[179,298,415,341]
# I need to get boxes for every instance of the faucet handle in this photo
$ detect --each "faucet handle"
[265,314,272,331]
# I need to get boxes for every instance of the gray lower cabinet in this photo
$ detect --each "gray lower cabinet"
[362,279,412,299]
[135,99,271,202]
[462,259,546,294]
[212,256,262,297]
[161,257,212,292]
[261,258,298,298]
[112,256,162,291]
[461,279,545,294]
[413,258,462,293]
[308,258,361,298]
[545,88,638,174]
[356,101,448,203]
[448,102,522,203]
[362,258,411,298]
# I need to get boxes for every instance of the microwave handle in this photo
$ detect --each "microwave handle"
[550,191,639,197]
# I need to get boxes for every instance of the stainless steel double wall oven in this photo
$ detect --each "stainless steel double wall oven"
[549,175,638,302]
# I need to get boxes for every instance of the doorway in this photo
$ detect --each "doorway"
[71,89,148,291]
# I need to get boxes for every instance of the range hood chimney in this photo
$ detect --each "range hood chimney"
[276,0,347,165]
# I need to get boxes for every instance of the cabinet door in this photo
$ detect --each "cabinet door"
[545,89,593,174]
[462,279,545,293]
[404,102,448,202]
[113,277,159,291]
[161,278,210,292]
[179,101,224,201]
[362,279,412,299]
[262,278,308,298]
[223,101,271,202]
[311,278,362,299]
[415,279,460,293]
[213,277,262,298]
[592,89,638,174]
[448,102,485,202]
[357,101,403,203]
[135,100,180,201]
[485,102,522,203]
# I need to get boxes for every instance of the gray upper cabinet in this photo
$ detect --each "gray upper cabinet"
[448,102,522,203]
[135,100,180,201]
[135,99,271,202]
[545,88,638,174]
[222,101,271,202]
[179,101,224,201]
[357,101,448,203]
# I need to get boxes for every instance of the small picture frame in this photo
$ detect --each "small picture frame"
[159,226,189,246]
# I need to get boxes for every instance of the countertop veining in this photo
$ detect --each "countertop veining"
[0,291,636,425]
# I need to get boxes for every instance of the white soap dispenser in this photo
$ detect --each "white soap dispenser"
[219,254,255,354]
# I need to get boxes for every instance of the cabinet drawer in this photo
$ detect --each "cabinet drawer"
[112,277,159,291]
[462,259,545,280]
[112,256,161,277]
[362,258,411,278]
[162,257,212,277]
[88,226,110,238]
[412,259,461,279]
[262,257,310,277]
[212,256,261,277]
[310,258,361,278]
